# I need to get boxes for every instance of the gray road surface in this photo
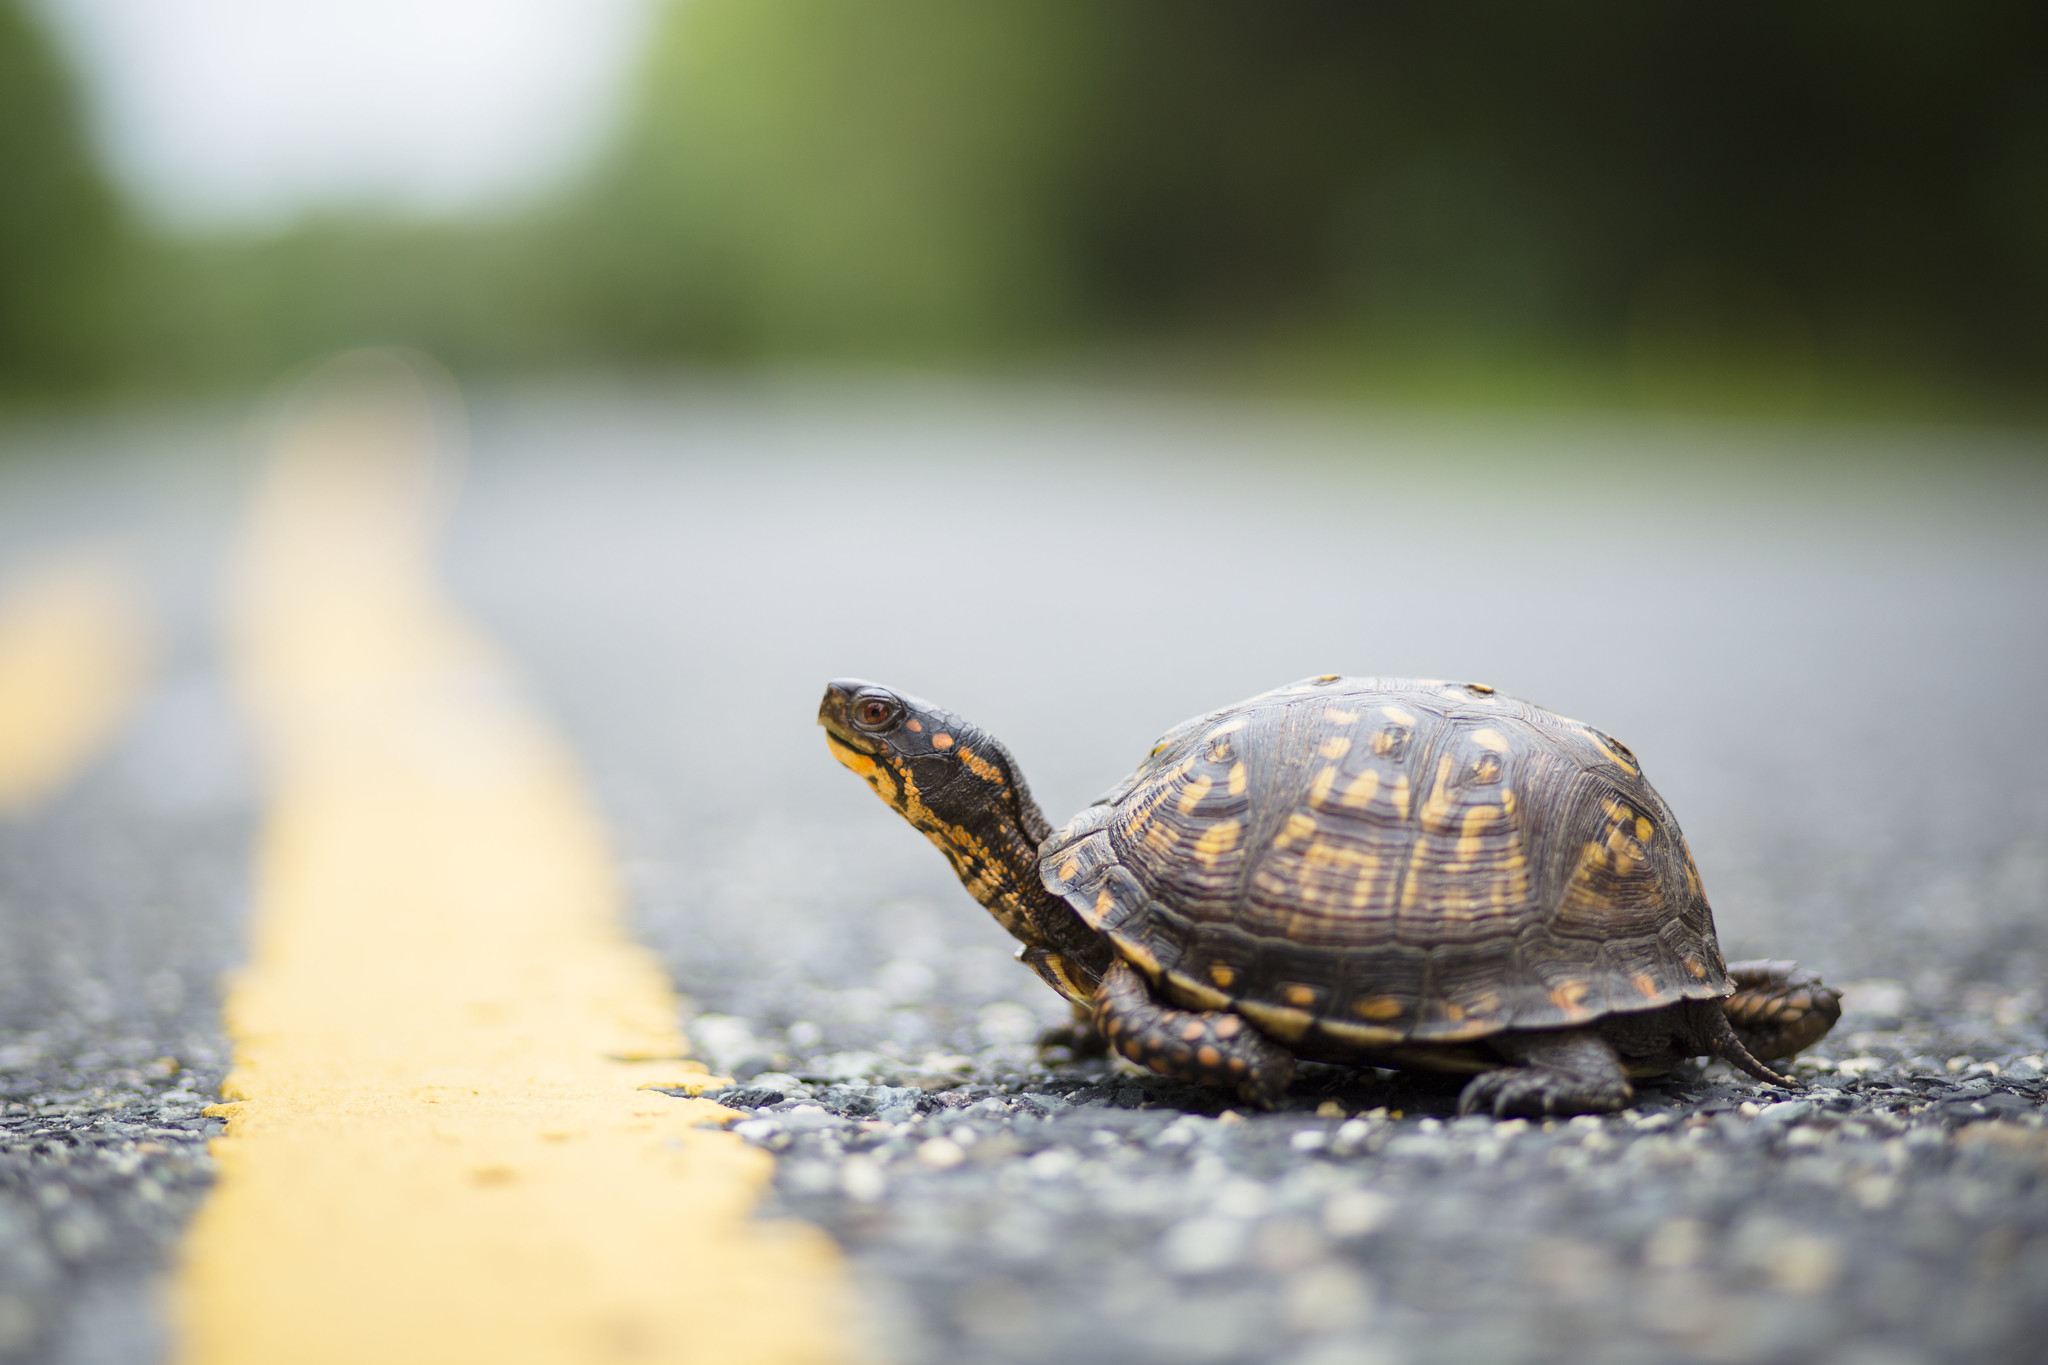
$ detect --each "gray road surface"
[0,411,253,1364]
[3,380,2047,1363]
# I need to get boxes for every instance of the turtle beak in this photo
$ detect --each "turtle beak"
[817,677,879,749]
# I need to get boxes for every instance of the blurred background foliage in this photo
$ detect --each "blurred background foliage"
[4,0,2045,419]
[0,0,120,388]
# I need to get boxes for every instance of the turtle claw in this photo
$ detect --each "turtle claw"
[1458,1069,1567,1118]
[1457,1031,1634,1118]
[1457,1068,1631,1118]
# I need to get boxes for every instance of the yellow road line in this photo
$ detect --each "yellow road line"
[0,549,146,813]
[175,354,857,1365]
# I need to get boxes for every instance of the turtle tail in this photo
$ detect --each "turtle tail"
[1702,1004,1800,1089]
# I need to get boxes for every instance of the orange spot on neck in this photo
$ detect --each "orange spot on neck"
[931,733,953,750]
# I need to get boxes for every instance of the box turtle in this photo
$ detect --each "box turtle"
[818,675,1840,1116]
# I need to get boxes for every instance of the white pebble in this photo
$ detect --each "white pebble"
[1640,1218,1707,1271]
[1026,1148,1080,1181]
[1329,1119,1373,1154]
[1766,1235,1843,1295]
[916,1137,966,1170]
[839,1157,886,1203]
[1282,1263,1376,1332]
[1321,1188,1390,1238]
[1159,1215,1246,1275]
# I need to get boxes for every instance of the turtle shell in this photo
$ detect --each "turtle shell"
[1039,676,1729,1054]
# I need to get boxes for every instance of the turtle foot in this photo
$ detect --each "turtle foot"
[1457,1029,1633,1118]
[1722,960,1842,1061]
[1456,1068,1633,1119]
[1092,960,1295,1108]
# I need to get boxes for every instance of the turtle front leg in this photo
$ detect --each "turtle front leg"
[1457,1030,1633,1118]
[1093,960,1295,1108]
[1722,960,1842,1061]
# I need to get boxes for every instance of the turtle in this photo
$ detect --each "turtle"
[817,675,1841,1116]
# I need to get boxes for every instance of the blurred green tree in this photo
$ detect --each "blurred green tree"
[15,0,2048,418]
[564,0,2048,409]
[559,0,1114,361]
[0,0,123,391]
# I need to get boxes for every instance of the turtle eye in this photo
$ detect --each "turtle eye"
[852,695,902,731]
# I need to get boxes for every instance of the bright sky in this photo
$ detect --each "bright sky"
[33,0,659,230]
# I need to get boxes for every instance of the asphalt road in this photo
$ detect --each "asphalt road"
[3,380,2047,1363]
[0,410,253,1364]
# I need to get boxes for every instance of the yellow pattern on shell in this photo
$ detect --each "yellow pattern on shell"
[1317,1018,1403,1048]
[1461,805,1500,836]
[1235,999,1314,1043]
[1346,854,1384,909]
[1193,819,1241,867]
[1550,982,1591,1017]
[1578,726,1638,774]
[1418,756,1458,833]
[1164,971,1234,1011]
[1110,932,1162,979]
[1120,779,1176,841]
[1273,811,1317,850]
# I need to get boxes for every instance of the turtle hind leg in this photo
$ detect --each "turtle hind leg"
[1721,959,1842,1061]
[1457,1029,1634,1118]
[1093,960,1295,1108]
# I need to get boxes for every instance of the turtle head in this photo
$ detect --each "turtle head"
[817,679,1044,841]
[819,679,1112,992]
